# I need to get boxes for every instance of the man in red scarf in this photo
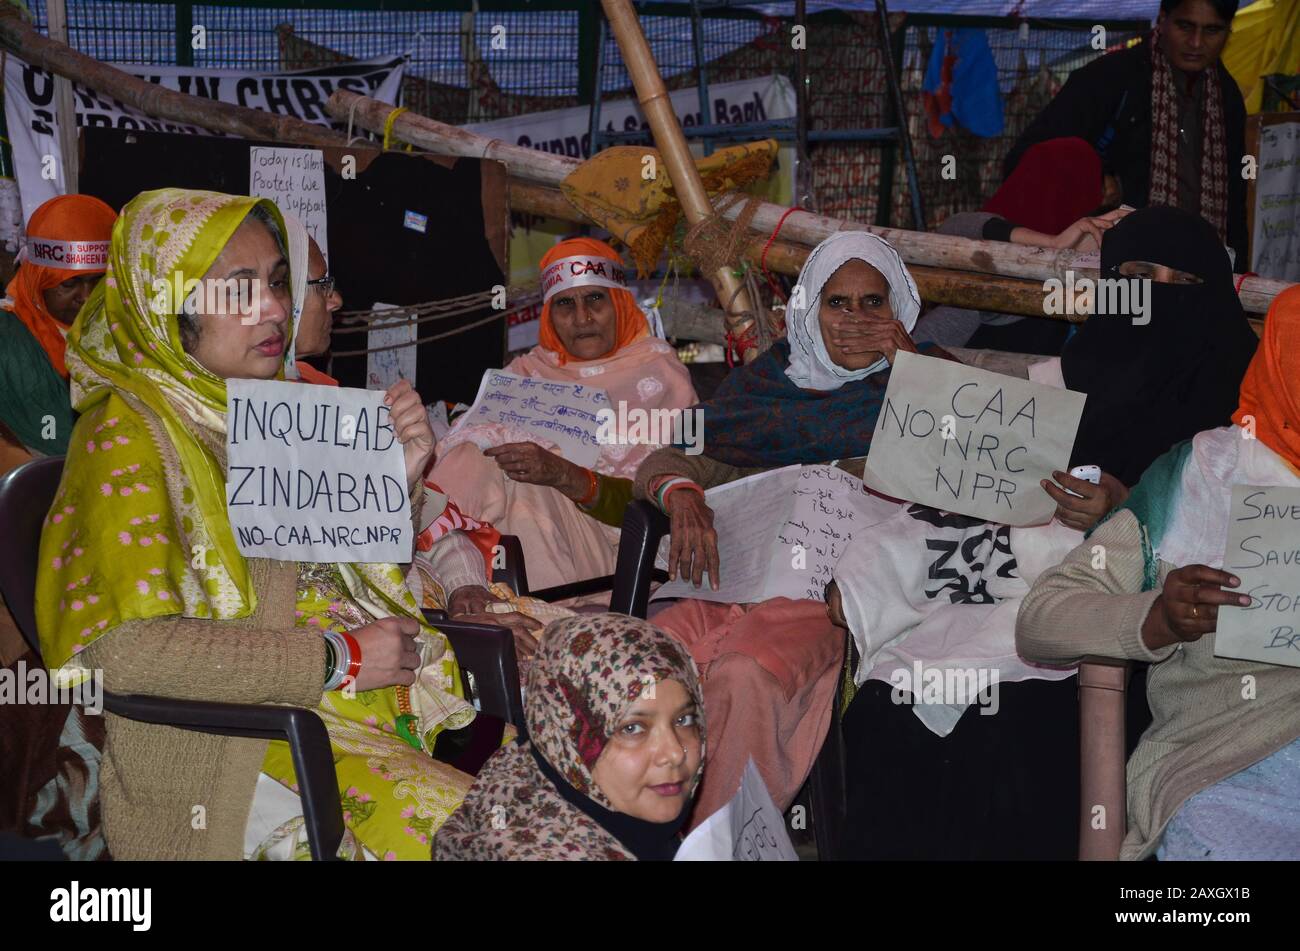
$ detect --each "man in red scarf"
[1003,0,1246,269]
[0,194,117,454]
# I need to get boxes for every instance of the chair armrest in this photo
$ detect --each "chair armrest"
[491,535,529,597]
[610,500,672,618]
[1077,656,1130,861]
[529,574,616,603]
[102,690,343,861]
[424,609,526,734]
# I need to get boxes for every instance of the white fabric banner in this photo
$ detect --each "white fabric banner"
[464,74,796,162]
[3,54,406,225]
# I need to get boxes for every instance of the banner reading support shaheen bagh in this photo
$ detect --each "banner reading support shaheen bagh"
[2,54,406,225]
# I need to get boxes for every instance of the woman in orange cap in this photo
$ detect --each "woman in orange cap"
[430,236,697,596]
[0,194,117,455]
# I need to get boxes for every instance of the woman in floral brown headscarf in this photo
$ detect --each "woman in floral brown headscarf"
[435,613,705,861]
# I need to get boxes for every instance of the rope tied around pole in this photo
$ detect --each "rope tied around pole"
[681,191,764,282]
[759,204,804,301]
[381,106,412,152]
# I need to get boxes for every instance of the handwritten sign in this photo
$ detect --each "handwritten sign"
[862,351,1085,526]
[249,147,328,260]
[1252,122,1300,281]
[675,759,797,862]
[225,378,411,563]
[652,465,900,604]
[460,369,610,468]
[365,302,417,391]
[1215,484,1300,668]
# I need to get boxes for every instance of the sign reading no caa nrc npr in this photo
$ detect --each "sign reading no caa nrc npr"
[225,379,411,563]
[862,351,1086,527]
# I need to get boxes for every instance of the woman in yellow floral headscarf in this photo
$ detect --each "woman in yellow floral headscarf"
[37,188,476,860]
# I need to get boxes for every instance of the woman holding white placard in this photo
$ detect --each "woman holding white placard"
[36,187,480,860]
[1017,287,1300,860]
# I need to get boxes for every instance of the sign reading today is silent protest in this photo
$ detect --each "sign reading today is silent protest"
[225,378,411,563]
[862,351,1086,527]
[1215,484,1300,668]
[249,146,328,260]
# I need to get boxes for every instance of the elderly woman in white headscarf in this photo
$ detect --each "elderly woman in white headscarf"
[630,231,947,825]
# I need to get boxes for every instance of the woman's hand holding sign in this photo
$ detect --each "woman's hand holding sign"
[666,489,720,591]
[385,379,435,494]
[1142,565,1252,650]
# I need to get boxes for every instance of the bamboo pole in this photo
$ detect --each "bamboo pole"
[510,181,1154,321]
[598,0,762,361]
[329,89,1290,315]
[45,0,78,193]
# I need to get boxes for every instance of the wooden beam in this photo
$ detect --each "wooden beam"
[329,88,1291,314]
[0,6,348,149]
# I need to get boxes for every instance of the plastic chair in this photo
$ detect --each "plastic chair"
[0,457,528,859]
[0,456,345,861]
[423,608,526,736]
[1077,656,1130,860]
[608,499,848,860]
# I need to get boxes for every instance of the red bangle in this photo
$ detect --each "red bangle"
[340,631,362,682]
[661,481,703,511]
[576,467,599,506]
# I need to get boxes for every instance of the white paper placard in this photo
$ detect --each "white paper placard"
[225,378,411,563]
[1252,121,1300,280]
[675,759,798,862]
[249,146,329,261]
[365,302,417,391]
[652,465,901,604]
[1215,484,1300,668]
[459,369,609,468]
[862,351,1086,526]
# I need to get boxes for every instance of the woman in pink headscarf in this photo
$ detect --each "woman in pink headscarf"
[430,237,697,594]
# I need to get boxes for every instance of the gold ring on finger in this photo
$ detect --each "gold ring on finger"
[1191,603,1200,619]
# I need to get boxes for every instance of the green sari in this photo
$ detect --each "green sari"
[37,188,475,860]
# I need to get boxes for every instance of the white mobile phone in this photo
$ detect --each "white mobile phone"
[1063,464,1101,498]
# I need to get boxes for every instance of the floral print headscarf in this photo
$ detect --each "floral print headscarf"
[435,613,705,860]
